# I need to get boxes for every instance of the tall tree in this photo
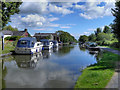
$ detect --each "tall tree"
[88,33,96,42]
[103,26,111,33]
[112,1,120,42]
[2,25,18,31]
[94,28,102,36]
[1,1,22,28]
[78,35,88,43]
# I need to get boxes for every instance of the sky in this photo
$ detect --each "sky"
[8,0,116,39]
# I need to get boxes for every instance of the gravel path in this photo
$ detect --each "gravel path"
[98,46,120,89]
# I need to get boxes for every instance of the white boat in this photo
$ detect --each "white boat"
[51,40,58,48]
[40,39,53,50]
[15,37,43,54]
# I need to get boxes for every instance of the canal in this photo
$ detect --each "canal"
[2,44,101,88]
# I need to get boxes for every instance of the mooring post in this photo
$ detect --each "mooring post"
[2,35,4,50]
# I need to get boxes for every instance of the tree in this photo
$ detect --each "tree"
[111,1,120,42]
[2,25,18,31]
[96,33,112,41]
[88,33,96,42]
[94,28,102,36]
[78,35,88,43]
[1,1,22,28]
[56,30,77,43]
[103,26,111,33]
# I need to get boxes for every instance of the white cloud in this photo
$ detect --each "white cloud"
[48,4,74,15]
[88,28,96,31]
[84,32,90,35]
[75,0,115,19]
[33,28,53,31]
[48,17,59,22]
[60,26,71,29]
[19,2,48,15]
[10,14,60,29]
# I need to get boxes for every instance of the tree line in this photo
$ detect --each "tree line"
[79,1,120,48]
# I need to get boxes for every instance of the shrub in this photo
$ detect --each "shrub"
[96,41,103,45]
[110,42,120,48]
[5,36,18,41]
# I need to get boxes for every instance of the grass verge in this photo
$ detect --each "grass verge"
[74,52,120,88]
[0,41,15,55]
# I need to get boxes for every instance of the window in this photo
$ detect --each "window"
[31,41,34,47]
[37,43,40,46]
[20,40,27,45]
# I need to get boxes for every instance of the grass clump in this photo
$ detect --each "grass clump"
[75,52,120,88]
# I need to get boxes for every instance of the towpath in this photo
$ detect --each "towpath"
[98,46,120,89]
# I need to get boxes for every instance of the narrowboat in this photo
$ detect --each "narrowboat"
[15,37,43,54]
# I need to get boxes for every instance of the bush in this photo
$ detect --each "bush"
[110,42,120,48]
[5,36,23,41]
[96,41,103,45]
[5,36,18,41]
[5,36,24,46]
[102,40,112,46]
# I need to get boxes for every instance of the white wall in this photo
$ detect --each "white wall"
[3,35,12,39]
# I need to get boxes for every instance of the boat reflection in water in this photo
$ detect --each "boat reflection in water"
[42,50,52,59]
[13,52,42,68]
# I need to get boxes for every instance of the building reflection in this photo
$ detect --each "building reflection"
[13,53,42,68]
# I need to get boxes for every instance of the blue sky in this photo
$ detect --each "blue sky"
[9,0,115,39]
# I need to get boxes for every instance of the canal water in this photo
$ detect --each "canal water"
[2,44,101,88]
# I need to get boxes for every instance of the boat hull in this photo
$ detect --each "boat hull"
[15,47,42,54]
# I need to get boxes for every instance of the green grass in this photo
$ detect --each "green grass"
[75,52,120,88]
[0,41,15,55]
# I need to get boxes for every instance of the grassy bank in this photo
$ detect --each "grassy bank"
[75,52,120,88]
[0,40,15,55]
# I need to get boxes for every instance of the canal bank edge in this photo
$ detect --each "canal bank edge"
[74,50,120,88]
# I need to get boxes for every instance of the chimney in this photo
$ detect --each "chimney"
[24,28,27,32]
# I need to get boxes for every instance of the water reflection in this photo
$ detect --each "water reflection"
[13,53,42,68]
[79,46,86,52]
[57,45,74,56]
[42,50,52,59]
[2,45,102,88]
[79,45,102,62]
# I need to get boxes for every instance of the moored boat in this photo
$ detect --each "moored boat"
[15,37,43,54]
[40,39,53,50]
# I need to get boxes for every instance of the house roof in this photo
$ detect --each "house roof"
[0,30,13,35]
[12,31,25,36]
[34,33,57,36]
[0,30,28,36]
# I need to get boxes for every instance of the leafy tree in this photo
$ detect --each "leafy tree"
[2,25,18,31]
[94,28,102,36]
[103,26,111,33]
[88,33,96,42]
[56,30,77,43]
[1,1,22,28]
[96,33,112,41]
[111,1,120,42]
[78,35,88,43]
